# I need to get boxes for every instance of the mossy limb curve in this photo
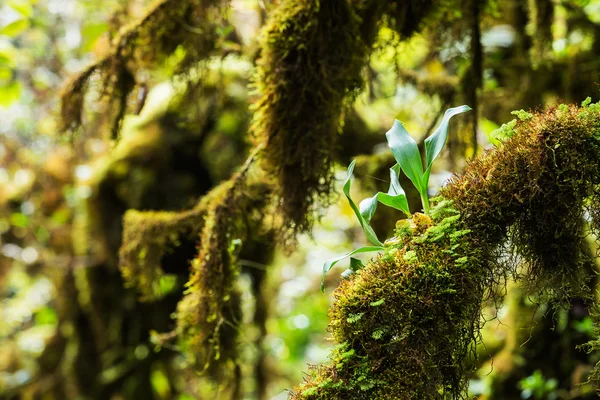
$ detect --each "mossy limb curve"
[292,103,600,399]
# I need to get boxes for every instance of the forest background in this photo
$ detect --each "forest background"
[2,0,600,399]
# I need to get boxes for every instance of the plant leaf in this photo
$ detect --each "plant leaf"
[386,120,425,196]
[424,105,472,171]
[341,257,366,279]
[359,165,410,221]
[321,246,383,292]
[359,195,378,223]
[389,164,404,195]
[343,160,383,247]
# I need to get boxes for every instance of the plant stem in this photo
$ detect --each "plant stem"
[421,193,430,214]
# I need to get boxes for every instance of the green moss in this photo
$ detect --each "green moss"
[292,200,484,399]
[170,158,273,385]
[370,299,385,307]
[292,103,600,399]
[443,103,600,303]
[250,0,371,239]
[119,206,206,301]
[250,0,443,241]
[397,68,458,101]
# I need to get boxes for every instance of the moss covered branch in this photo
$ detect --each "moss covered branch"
[59,0,225,135]
[292,103,600,399]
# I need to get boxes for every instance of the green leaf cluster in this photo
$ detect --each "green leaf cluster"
[387,105,471,213]
[321,105,471,290]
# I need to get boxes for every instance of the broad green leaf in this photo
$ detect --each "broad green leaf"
[424,105,471,170]
[421,105,471,192]
[359,164,410,221]
[341,257,366,279]
[389,164,404,195]
[375,192,410,215]
[343,160,383,247]
[359,195,378,223]
[321,246,383,292]
[386,120,426,196]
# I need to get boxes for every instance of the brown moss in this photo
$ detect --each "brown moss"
[59,0,225,136]
[250,0,368,239]
[397,68,459,101]
[442,103,600,302]
[529,0,554,64]
[250,0,440,242]
[172,153,273,384]
[292,102,600,398]
[119,204,206,301]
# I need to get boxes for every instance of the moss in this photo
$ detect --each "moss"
[250,0,370,239]
[292,201,485,399]
[119,202,206,301]
[579,305,600,389]
[59,0,224,135]
[443,102,600,303]
[170,155,273,385]
[529,0,554,64]
[292,102,600,398]
[250,0,440,241]
[397,68,458,101]
[86,110,213,267]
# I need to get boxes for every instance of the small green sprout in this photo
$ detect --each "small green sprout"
[321,105,471,291]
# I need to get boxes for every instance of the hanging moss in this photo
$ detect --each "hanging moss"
[397,68,459,102]
[250,0,443,241]
[59,0,225,135]
[292,102,600,398]
[580,305,600,390]
[119,204,206,301]
[529,0,554,64]
[170,154,273,387]
[250,0,367,239]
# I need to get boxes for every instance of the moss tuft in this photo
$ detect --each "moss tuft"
[119,199,208,301]
[250,0,370,239]
[443,103,600,303]
[292,201,485,399]
[172,155,273,385]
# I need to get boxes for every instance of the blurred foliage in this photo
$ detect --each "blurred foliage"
[2,0,600,399]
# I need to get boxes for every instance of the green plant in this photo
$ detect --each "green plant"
[518,370,558,400]
[321,105,471,290]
